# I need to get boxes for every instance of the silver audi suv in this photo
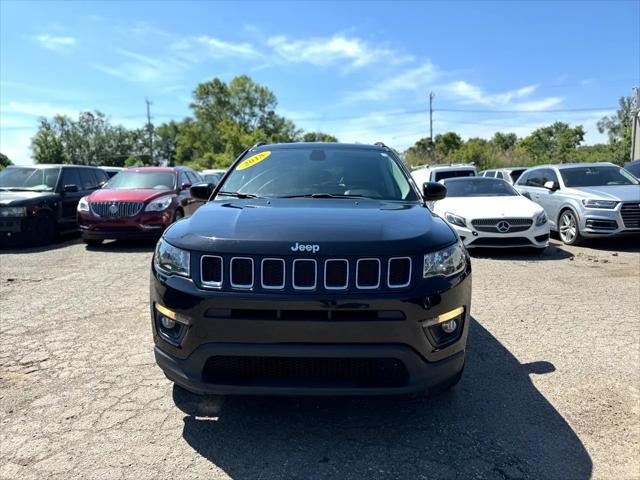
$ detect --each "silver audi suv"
[514,163,640,245]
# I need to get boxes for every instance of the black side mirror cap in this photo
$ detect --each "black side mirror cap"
[422,182,447,201]
[63,184,79,193]
[190,182,214,200]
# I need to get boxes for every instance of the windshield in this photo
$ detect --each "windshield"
[434,169,475,182]
[560,166,639,187]
[220,147,419,200]
[444,178,518,197]
[0,167,60,191]
[106,171,175,190]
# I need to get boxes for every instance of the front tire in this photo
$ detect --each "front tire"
[558,210,582,245]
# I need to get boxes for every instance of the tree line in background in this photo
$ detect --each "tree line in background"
[404,96,634,170]
[0,74,633,171]
[24,75,336,170]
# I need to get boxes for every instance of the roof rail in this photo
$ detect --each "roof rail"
[249,141,268,151]
[374,142,390,150]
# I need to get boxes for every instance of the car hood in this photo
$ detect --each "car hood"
[564,185,640,201]
[164,198,457,256]
[0,190,58,206]
[87,188,172,203]
[433,196,543,219]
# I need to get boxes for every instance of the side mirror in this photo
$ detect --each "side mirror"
[181,182,192,190]
[63,184,79,193]
[190,182,214,200]
[544,180,559,191]
[422,182,447,202]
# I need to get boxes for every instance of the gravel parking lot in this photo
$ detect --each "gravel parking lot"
[1,236,638,480]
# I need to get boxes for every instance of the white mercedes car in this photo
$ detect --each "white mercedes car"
[433,177,550,249]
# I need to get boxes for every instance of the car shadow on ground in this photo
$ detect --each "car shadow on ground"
[469,243,574,262]
[172,318,592,479]
[84,239,157,253]
[0,232,82,254]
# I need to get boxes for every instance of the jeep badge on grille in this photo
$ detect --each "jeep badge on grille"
[291,242,320,253]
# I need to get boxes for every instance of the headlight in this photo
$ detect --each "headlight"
[0,207,27,217]
[535,211,547,226]
[423,241,467,279]
[582,199,618,209]
[444,212,466,227]
[154,238,190,277]
[145,196,173,212]
[77,197,89,212]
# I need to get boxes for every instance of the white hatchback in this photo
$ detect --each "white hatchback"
[433,177,550,249]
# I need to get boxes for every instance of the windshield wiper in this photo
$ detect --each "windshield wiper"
[281,193,369,199]
[217,191,264,199]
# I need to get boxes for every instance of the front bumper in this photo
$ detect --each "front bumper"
[453,222,550,249]
[78,210,171,240]
[0,216,27,244]
[150,266,472,396]
[579,204,640,238]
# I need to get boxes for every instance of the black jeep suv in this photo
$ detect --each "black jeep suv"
[150,143,471,396]
[0,164,109,245]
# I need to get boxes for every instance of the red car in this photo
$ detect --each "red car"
[77,166,205,245]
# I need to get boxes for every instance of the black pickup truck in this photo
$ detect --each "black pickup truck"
[150,142,471,396]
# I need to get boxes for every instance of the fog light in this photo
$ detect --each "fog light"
[441,319,457,333]
[160,316,176,329]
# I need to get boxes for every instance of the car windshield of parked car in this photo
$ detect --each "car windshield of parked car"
[560,166,639,187]
[509,169,526,182]
[0,167,60,191]
[444,178,518,197]
[106,171,175,190]
[220,148,419,200]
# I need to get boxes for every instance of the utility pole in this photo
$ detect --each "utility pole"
[145,97,154,164]
[429,91,435,143]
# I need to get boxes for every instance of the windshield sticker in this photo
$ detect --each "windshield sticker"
[237,151,271,170]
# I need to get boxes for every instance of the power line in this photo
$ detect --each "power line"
[435,107,615,113]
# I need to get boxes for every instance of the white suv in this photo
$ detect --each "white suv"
[412,164,476,186]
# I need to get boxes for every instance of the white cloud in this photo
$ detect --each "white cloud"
[0,130,35,165]
[93,49,185,85]
[194,35,260,58]
[267,34,411,68]
[1,101,79,118]
[344,62,440,102]
[34,34,77,52]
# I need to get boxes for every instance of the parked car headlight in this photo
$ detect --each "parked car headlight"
[535,211,548,226]
[77,197,90,212]
[582,199,618,209]
[154,238,190,277]
[145,196,173,212]
[423,241,467,279]
[445,212,466,227]
[0,206,27,217]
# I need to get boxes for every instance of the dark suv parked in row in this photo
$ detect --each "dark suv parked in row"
[151,142,472,396]
[0,164,109,245]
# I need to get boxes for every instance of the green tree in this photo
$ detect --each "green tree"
[452,138,498,170]
[404,137,434,167]
[154,121,181,166]
[597,96,633,165]
[434,132,463,158]
[492,132,518,151]
[0,153,14,170]
[31,111,141,166]
[302,132,338,142]
[518,122,585,164]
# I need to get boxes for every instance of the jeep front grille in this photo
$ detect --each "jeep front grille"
[471,217,533,233]
[90,201,144,218]
[198,255,413,293]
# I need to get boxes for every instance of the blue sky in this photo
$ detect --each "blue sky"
[1,0,638,165]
